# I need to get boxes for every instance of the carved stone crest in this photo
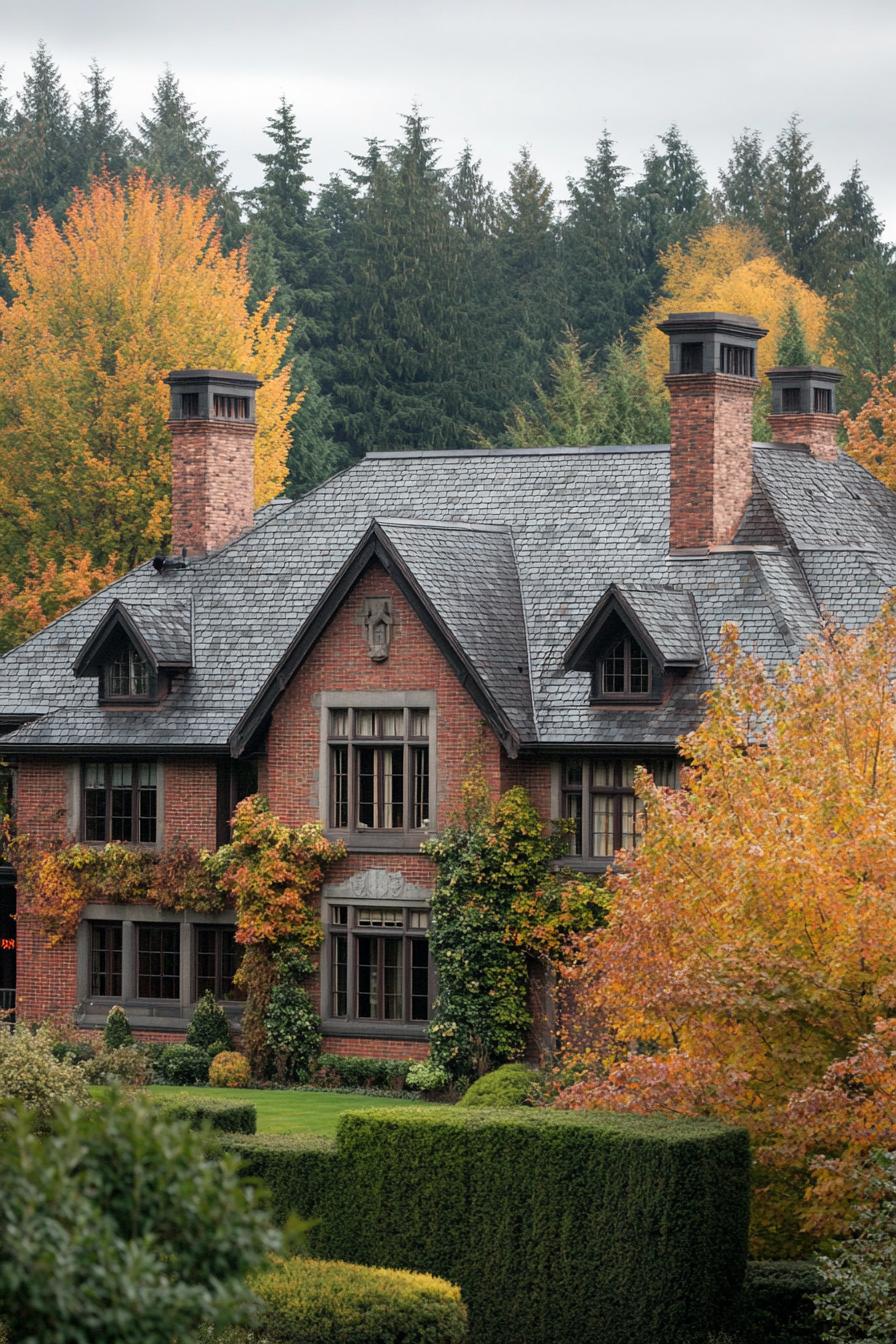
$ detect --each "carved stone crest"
[325,868,431,905]
[362,597,393,662]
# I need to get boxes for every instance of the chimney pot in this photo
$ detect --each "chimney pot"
[766,365,842,461]
[658,312,767,551]
[165,369,261,557]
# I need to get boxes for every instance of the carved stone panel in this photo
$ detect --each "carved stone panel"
[361,597,393,662]
[324,868,431,905]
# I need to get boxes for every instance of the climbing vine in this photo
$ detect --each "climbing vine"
[422,773,607,1080]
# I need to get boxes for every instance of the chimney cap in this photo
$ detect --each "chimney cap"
[657,311,769,340]
[165,369,261,389]
[766,365,842,383]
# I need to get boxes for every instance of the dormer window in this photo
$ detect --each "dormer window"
[105,648,152,699]
[599,635,651,697]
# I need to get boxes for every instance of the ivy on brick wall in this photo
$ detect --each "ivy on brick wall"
[422,773,608,1081]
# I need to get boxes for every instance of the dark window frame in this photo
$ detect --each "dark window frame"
[325,903,433,1027]
[561,757,677,863]
[327,708,431,837]
[89,921,123,998]
[592,633,660,704]
[135,921,180,1001]
[81,761,158,845]
[100,646,158,705]
[194,925,244,1001]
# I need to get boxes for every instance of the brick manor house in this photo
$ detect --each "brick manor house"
[1,311,894,1057]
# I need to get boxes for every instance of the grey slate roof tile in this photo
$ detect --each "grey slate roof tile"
[1,443,894,753]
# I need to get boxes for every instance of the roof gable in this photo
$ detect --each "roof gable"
[72,599,193,678]
[563,584,703,673]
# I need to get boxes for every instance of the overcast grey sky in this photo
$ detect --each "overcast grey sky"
[5,0,896,237]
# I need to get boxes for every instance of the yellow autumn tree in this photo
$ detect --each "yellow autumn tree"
[639,223,831,390]
[843,367,896,491]
[0,173,297,651]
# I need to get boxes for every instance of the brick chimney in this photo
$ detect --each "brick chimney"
[658,312,767,551]
[165,369,261,557]
[767,366,842,462]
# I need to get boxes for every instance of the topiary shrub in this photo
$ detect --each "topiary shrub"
[217,1255,467,1343]
[186,990,232,1056]
[209,1051,251,1088]
[456,1063,537,1108]
[318,1106,750,1344]
[738,1261,825,1343]
[156,1097,257,1135]
[406,1059,451,1092]
[155,1042,211,1086]
[103,1004,133,1050]
[0,1026,89,1127]
[0,1091,277,1344]
[81,1044,152,1087]
[223,1133,337,1223]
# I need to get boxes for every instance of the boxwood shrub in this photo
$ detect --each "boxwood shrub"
[223,1133,337,1222]
[317,1106,750,1344]
[312,1052,413,1091]
[157,1097,257,1134]
[456,1063,537,1107]
[217,1255,467,1343]
[738,1261,825,1344]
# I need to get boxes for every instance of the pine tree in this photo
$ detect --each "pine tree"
[562,129,637,356]
[496,146,564,402]
[73,61,130,180]
[628,124,714,298]
[828,245,896,414]
[4,42,75,238]
[718,129,768,228]
[596,338,669,445]
[775,300,813,365]
[245,98,343,493]
[134,68,241,246]
[764,114,831,291]
[829,163,882,290]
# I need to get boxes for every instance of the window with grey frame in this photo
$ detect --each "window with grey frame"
[326,903,432,1026]
[561,758,677,861]
[83,762,157,844]
[86,917,242,1004]
[327,707,430,835]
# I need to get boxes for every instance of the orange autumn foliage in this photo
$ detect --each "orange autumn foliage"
[0,172,298,652]
[844,364,896,492]
[556,607,896,1251]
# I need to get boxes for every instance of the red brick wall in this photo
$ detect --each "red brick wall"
[164,757,219,849]
[769,412,840,462]
[666,373,758,549]
[170,418,255,556]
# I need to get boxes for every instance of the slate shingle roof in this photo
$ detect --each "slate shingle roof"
[1,441,894,754]
[612,586,702,666]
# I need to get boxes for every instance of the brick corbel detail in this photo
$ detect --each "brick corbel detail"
[768,412,840,463]
[666,372,758,550]
[169,419,255,557]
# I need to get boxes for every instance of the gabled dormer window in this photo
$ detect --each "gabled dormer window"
[598,635,651,698]
[106,648,152,699]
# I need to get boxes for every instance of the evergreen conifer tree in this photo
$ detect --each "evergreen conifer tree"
[775,300,813,365]
[4,42,75,240]
[135,68,241,246]
[245,98,343,493]
[596,338,669,445]
[829,163,883,290]
[718,129,768,228]
[828,245,896,414]
[563,130,637,356]
[628,124,713,298]
[764,114,831,291]
[73,61,130,181]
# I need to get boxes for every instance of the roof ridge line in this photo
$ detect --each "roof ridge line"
[365,444,670,460]
[376,516,510,534]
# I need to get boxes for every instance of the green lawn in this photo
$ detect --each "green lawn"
[147,1085,436,1138]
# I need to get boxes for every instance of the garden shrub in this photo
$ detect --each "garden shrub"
[156,1042,211,1086]
[209,1051,251,1088]
[0,1091,277,1344]
[103,1003,134,1050]
[186,990,233,1056]
[312,1052,413,1091]
[217,1255,467,1344]
[0,1025,89,1127]
[737,1261,824,1344]
[81,1044,152,1087]
[406,1059,451,1092]
[50,1039,96,1066]
[456,1063,537,1107]
[223,1133,337,1223]
[264,956,321,1083]
[157,1096,257,1134]
[318,1106,750,1344]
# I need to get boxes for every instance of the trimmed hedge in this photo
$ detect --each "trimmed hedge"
[317,1106,750,1344]
[218,1255,467,1343]
[312,1052,413,1090]
[223,1132,337,1222]
[456,1063,536,1107]
[156,1097,257,1134]
[738,1261,824,1344]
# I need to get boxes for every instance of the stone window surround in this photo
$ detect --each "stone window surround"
[75,902,240,1033]
[66,760,166,851]
[316,690,438,853]
[319,868,433,1042]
